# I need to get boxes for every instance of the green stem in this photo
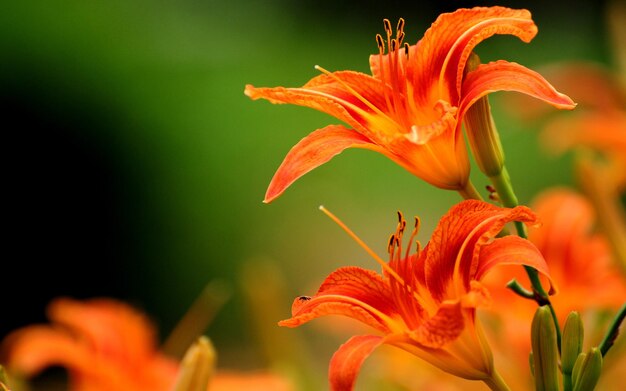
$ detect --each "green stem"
[563,373,573,391]
[490,168,526,236]
[506,279,534,299]
[598,302,626,356]
[489,166,562,352]
[458,180,484,201]
[483,370,511,391]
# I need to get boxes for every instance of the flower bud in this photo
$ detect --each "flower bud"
[463,52,505,177]
[572,348,603,391]
[562,311,584,375]
[531,306,559,391]
[171,336,216,391]
[0,366,9,391]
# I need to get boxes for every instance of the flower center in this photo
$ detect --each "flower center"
[375,20,457,144]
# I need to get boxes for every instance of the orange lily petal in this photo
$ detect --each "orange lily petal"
[409,301,464,348]
[245,84,363,133]
[413,7,537,102]
[264,125,379,203]
[48,297,160,362]
[278,266,399,333]
[2,326,90,376]
[502,62,626,120]
[477,235,556,294]
[302,71,388,115]
[529,188,596,261]
[329,335,384,391]
[245,71,388,138]
[542,110,626,157]
[460,60,576,116]
[541,63,626,111]
[423,200,538,301]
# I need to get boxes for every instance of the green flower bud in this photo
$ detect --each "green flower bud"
[531,306,559,391]
[572,348,603,391]
[172,336,216,391]
[463,52,505,178]
[562,311,584,375]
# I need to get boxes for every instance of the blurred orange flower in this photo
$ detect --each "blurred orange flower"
[543,110,626,177]
[1,298,293,391]
[486,189,626,325]
[530,62,626,272]
[2,297,178,391]
[245,7,574,202]
[280,200,553,390]
[527,189,626,318]
[483,189,626,386]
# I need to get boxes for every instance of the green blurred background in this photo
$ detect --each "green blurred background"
[0,0,615,377]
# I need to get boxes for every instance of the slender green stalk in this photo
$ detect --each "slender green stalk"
[458,180,484,201]
[506,279,535,299]
[598,303,626,356]
[563,375,573,391]
[489,166,562,352]
[483,370,512,391]
[490,168,526,236]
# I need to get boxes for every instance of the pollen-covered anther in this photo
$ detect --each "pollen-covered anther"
[383,19,392,36]
[404,216,421,258]
[396,18,405,35]
[396,211,406,235]
[390,39,398,52]
[487,185,500,202]
[375,34,385,53]
[387,234,396,254]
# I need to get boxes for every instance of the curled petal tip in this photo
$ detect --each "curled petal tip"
[243,84,252,96]
[244,84,260,99]
[263,187,282,204]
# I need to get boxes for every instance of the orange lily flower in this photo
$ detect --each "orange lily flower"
[279,200,553,390]
[245,6,574,202]
[1,298,293,391]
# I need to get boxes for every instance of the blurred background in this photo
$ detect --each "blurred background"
[0,0,617,382]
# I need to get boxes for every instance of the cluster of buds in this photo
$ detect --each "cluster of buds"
[531,309,605,391]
